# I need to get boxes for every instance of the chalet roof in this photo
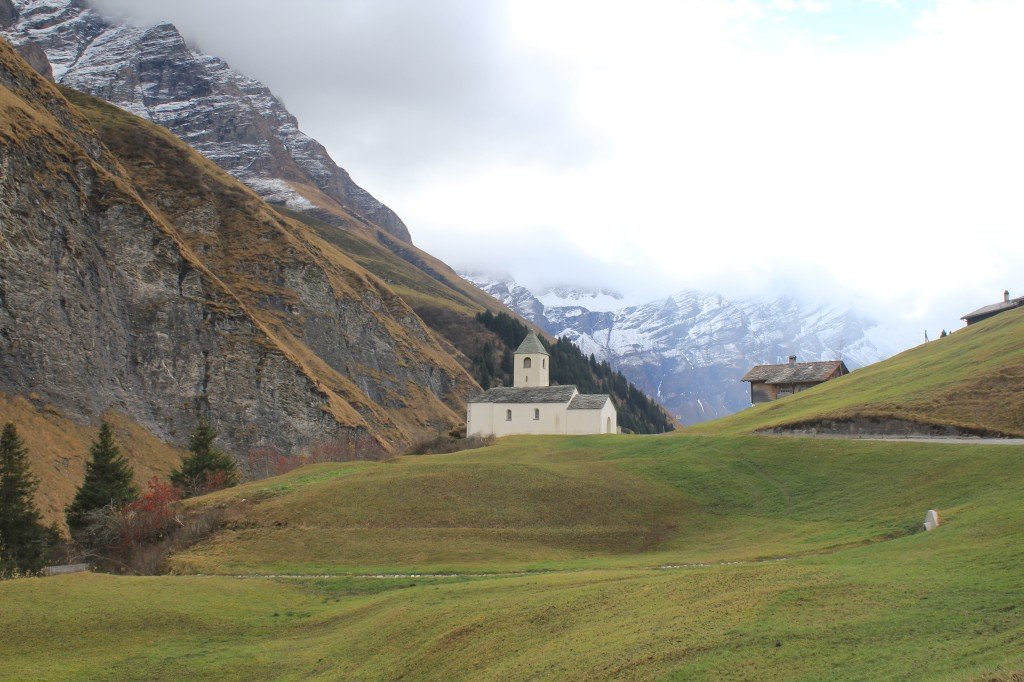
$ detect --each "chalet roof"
[568,394,610,410]
[741,361,848,385]
[514,332,548,356]
[961,296,1024,321]
[467,385,577,404]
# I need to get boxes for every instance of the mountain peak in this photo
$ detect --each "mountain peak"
[2,0,413,242]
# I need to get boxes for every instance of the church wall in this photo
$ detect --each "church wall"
[566,401,618,435]
[467,401,570,437]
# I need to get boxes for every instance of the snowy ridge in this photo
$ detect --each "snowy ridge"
[1,0,412,241]
[463,272,896,425]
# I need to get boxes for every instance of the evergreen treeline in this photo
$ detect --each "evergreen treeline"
[474,311,674,434]
[0,423,51,576]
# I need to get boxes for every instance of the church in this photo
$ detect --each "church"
[466,332,618,437]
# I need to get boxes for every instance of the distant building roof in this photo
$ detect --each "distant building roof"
[568,394,610,410]
[741,361,848,385]
[468,385,577,404]
[514,332,548,356]
[961,294,1024,323]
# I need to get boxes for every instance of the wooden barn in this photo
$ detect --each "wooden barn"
[741,356,849,405]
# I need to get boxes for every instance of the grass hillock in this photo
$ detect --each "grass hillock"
[692,306,1024,437]
[166,431,1023,576]
[3,431,1024,679]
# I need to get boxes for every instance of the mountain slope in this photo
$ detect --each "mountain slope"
[466,273,893,424]
[694,305,1024,437]
[0,0,411,241]
[0,37,476,454]
[0,0,579,408]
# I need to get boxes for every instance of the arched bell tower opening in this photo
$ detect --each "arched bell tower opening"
[513,332,549,388]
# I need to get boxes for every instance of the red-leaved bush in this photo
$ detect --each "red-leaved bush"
[113,477,181,552]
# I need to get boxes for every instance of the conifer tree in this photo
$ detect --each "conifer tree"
[170,421,238,497]
[0,423,48,576]
[66,422,138,538]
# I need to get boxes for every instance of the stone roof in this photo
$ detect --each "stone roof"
[961,296,1024,322]
[514,332,548,356]
[568,394,610,410]
[467,385,577,404]
[741,361,847,385]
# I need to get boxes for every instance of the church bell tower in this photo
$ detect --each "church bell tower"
[513,332,549,387]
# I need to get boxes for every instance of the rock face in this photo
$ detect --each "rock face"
[0,39,475,455]
[1,0,412,242]
[464,274,894,425]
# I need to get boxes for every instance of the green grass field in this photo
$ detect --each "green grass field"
[3,432,1023,679]
[3,306,1023,679]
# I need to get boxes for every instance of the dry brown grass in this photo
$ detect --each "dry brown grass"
[0,393,184,531]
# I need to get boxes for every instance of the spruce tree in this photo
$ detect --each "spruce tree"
[66,422,138,538]
[0,423,48,576]
[170,421,238,497]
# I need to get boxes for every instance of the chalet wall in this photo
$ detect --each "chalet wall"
[750,382,777,404]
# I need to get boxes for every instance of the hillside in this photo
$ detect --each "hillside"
[3,432,1023,678]
[3,284,1024,676]
[0,37,477,455]
[0,1,679,441]
[0,0,551,384]
[691,305,1024,437]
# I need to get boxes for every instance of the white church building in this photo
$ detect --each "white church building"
[466,332,618,437]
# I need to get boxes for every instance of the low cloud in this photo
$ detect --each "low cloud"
[87,0,1024,349]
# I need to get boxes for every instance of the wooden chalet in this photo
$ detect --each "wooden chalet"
[961,290,1024,326]
[741,356,849,405]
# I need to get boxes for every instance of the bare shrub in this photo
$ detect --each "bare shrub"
[242,431,391,482]
[71,478,225,575]
[404,434,495,456]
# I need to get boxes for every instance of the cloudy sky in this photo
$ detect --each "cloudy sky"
[92,0,1024,344]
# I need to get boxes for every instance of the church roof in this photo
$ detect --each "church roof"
[568,394,611,410]
[467,385,577,404]
[514,332,548,356]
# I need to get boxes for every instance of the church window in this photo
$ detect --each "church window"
[506,409,512,421]
[542,359,546,369]
[523,357,532,369]
[534,408,540,420]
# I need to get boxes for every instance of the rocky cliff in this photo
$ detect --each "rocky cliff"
[464,274,895,425]
[1,0,412,242]
[0,37,477,455]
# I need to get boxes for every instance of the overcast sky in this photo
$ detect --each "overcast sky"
[91,0,1024,344]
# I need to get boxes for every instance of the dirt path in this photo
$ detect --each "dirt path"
[765,433,1024,446]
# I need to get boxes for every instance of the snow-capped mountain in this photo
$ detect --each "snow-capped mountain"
[0,0,411,241]
[463,273,896,425]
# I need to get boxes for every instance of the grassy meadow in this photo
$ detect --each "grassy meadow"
[3,289,1024,679]
[3,431,1023,679]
